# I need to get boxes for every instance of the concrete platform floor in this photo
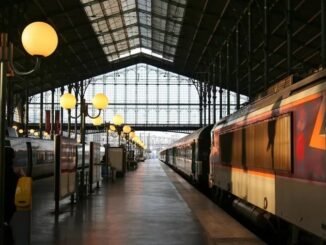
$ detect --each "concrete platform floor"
[29,159,263,245]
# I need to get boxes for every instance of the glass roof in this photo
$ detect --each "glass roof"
[81,0,187,62]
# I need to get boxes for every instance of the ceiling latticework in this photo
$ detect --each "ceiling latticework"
[0,0,324,98]
[81,0,186,62]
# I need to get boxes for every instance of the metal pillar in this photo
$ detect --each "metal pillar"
[135,67,138,124]
[235,26,240,110]
[146,65,148,125]
[25,88,29,137]
[156,68,159,124]
[248,5,252,100]
[226,41,231,116]
[6,76,13,127]
[199,82,203,127]
[207,72,211,125]
[79,81,86,198]
[219,54,223,119]
[68,85,72,138]
[287,0,293,74]
[125,69,127,122]
[322,0,326,67]
[167,72,170,124]
[0,50,8,245]
[212,63,217,123]
[178,75,181,124]
[74,82,79,139]
[80,98,86,198]
[264,0,269,89]
[188,81,191,124]
[39,90,43,139]
[203,78,207,126]
[60,87,64,135]
[51,89,55,140]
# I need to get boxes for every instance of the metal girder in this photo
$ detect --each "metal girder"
[182,0,209,70]
[32,0,89,72]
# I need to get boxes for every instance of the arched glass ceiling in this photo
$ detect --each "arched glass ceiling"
[81,0,187,62]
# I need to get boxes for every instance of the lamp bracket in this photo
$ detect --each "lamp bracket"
[87,109,101,119]
[9,43,41,76]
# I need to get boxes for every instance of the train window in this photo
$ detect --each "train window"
[219,113,292,172]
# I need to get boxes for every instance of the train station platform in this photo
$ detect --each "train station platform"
[29,159,262,245]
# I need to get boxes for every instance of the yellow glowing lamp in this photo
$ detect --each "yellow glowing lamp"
[60,93,76,109]
[129,131,135,139]
[12,125,18,130]
[109,125,116,131]
[112,114,124,126]
[21,22,58,57]
[34,131,39,136]
[44,131,49,136]
[29,129,35,134]
[18,129,24,134]
[92,93,109,110]
[132,136,139,142]
[123,125,131,134]
[92,116,103,126]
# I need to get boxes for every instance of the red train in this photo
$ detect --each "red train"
[161,69,326,241]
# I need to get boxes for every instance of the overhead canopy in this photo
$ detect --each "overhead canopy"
[0,0,324,97]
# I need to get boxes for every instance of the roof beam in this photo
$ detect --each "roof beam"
[182,0,210,70]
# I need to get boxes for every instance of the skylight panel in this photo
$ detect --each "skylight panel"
[81,0,187,62]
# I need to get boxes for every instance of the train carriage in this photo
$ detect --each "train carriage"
[209,70,326,239]
[160,125,213,189]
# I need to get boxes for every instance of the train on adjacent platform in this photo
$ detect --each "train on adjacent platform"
[6,137,91,179]
[160,69,326,241]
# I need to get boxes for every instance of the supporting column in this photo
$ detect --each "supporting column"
[203,78,207,126]
[212,62,217,123]
[178,75,181,124]
[146,65,149,125]
[156,68,159,124]
[25,88,29,137]
[287,0,293,74]
[51,89,55,140]
[0,57,8,244]
[125,69,127,122]
[264,0,270,89]
[207,74,211,125]
[219,54,223,119]
[74,82,79,139]
[226,41,230,116]
[39,90,43,139]
[199,81,203,127]
[188,81,191,124]
[135,67,138,124]
[68,85,72,138]
[60,86,64,135]
[248,5,252,100]
[6,76,13,127]
[235,26,240,110]
[167,72,170,124]
[322,0,326,67]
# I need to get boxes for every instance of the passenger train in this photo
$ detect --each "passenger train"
[6,137,91,179]
[160,69,326,241]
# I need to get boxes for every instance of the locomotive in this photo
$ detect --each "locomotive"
[160,69,326,241]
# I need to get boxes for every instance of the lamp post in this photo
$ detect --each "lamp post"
[60,90,108,198]
[0,21,58,243]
